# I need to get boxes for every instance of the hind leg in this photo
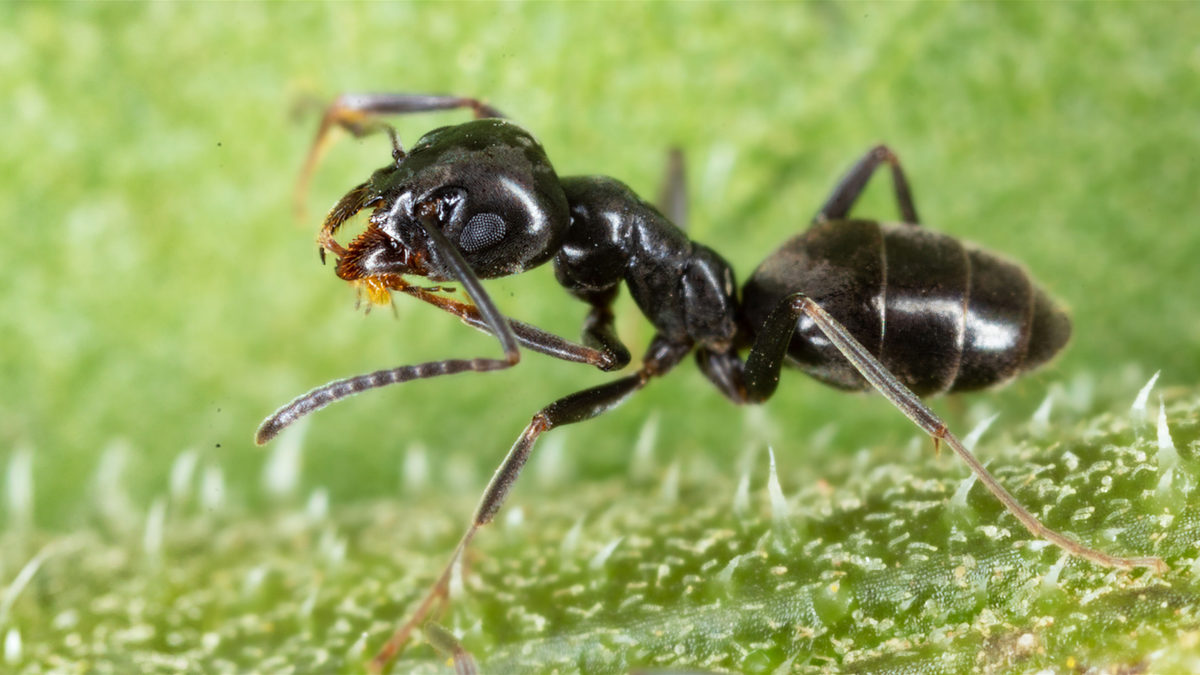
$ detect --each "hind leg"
[657,147,689,229]
[816,144,920,225]
[738,291,1166,575]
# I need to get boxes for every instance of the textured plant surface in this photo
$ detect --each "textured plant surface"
[3,4,1200,674]
[3,390,1199,673]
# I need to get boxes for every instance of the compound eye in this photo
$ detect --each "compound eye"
[459,212,507,253]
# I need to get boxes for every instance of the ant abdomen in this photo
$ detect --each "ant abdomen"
[741,218,1071,397]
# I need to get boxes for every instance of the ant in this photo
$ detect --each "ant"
[256,93,1166,672]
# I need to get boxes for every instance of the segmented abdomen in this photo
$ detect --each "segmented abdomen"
[740,219,1071,396]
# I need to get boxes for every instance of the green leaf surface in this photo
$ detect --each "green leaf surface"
[4,392,1200,673]
[3,3,1200,673]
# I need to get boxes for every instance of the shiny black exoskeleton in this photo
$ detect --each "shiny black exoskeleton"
[256,94,1162,672]
[742,219,1073,397]
[305,116,1068,407]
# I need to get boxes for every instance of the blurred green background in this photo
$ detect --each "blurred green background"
[2,3,1199,534]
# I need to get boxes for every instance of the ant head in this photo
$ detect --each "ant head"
[321,118,570,286]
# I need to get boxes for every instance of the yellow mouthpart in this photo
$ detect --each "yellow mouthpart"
[357,276,393,306]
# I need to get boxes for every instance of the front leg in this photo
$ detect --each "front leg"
[393,281,628,372]
[297,93,506,218]
[574,286,632,372]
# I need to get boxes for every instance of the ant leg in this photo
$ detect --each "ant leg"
[419,213,632,379]
[424,621,478,675]
[411,280,633,374]
[572,287,633,371]
[744,292,1168,574]
[368,336,692,673]
[393,282,628,372]
[297,93,506,217]
[582,304,633,371]
[696,348,749,404]
[318,93,505,125]
[657,147,689,230]
[308,93,504,162]
[741,292,810,404]
[816,144,920,225]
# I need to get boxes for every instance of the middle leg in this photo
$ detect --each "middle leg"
[367,335,693,673]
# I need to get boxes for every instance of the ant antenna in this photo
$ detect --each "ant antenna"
[384,124,405,164]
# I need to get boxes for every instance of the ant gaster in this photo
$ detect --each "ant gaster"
[256,94,1166,672]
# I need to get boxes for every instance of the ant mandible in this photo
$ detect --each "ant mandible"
[256,94,1166,672]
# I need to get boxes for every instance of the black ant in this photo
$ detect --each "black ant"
[256,93,1166,672]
